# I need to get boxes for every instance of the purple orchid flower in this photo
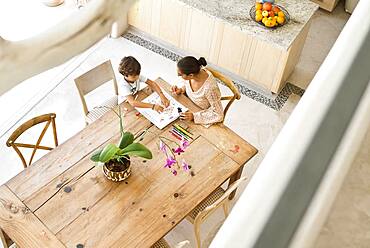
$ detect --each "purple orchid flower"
[182,159,190,171]
[164,157,176,168]
[159,140,167,155]
[172,170,178,176]
[181,139,190,149]
[172,147,185,155]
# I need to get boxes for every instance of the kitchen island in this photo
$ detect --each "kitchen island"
[128,0,318,93]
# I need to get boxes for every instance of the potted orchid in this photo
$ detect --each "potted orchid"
[90,107,152,182]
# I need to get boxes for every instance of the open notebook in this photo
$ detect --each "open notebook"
[135,91,188,129]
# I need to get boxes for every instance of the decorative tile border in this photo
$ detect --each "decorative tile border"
[123,32,305,111]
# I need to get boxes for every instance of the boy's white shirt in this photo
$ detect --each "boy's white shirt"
[118,74,148,104]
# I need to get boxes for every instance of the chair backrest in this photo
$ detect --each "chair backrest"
[195,177,247,222]
[206,67,241,120]
[6,113,58,168]
[74,60,118,116]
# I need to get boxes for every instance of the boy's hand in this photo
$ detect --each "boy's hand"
[160,94,170,108]
[171,85,183,95]
[180,111,194,121]
[153,104,164,113]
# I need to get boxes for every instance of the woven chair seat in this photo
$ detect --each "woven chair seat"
[151,238,170,248]
[187,187,226,221]
[86,95,118,124]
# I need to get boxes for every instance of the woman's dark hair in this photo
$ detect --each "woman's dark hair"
[118,56,141,76]
[177,56,207,75]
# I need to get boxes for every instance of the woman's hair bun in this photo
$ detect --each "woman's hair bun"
[198,57,207,67]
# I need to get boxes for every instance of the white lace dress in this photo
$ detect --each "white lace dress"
[184,69,224,126]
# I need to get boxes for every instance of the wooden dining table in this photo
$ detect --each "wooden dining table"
[0,78,257,248]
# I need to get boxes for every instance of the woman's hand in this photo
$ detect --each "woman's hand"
[180,111,194,121]
[171,85,183,95]
[160,93,170,108]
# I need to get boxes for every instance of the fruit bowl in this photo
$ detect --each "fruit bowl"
[250,3,290,29]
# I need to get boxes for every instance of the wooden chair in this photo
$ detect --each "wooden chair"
[151,238,171,248]
[186,177,247,248]
[6,113,58,169]
[74,60,119,125]
[0,228,13,248]
[206,67,241,121]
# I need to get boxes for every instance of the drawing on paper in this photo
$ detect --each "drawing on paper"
[135,91,188,129]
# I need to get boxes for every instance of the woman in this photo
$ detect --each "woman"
[172,56,224,126]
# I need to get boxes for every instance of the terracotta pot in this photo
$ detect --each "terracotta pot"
[102,158,131,182]
[41,0,65,7]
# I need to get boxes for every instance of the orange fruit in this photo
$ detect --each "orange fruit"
[263,2,272,11]
[278,11,285,17]
[271,18,277,26]
[256,10,263,15]
[262,10,269,17]
[255,13,263,22]
[268,10,275,17]
[277,16,285,25]
[256,2,263,11]
[272,6,281,13]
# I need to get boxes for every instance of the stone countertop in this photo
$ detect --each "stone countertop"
[177,0,318,50]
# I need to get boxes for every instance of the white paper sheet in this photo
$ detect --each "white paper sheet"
[135,91,188,129]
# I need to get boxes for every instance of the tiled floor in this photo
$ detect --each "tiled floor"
[314,127,370,248]
[0,2,351,247]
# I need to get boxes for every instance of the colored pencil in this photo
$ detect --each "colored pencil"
[174,124,193,137]
[173,124,190,136]
[169,130,182,141]
[175,129,191,141]
[172,125,191,139]
[172,127,192,141]
[172,128,190,141]
[176,124,193,135]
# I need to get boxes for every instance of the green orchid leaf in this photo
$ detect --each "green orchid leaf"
[99,144,119,163]
[118,132,134,149]
[122,150,153,159]
[120,143,153,159]
[90,149,102,162]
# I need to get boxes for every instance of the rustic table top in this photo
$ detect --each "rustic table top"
[0,78,257,248]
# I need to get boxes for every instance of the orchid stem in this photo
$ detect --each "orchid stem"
[136,129,180,146]
[97,105,124,136]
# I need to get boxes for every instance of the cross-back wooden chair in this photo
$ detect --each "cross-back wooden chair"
[206,67,241,121]
[186,177,247,248]
[6,113,58,169]
[74,60,119,125]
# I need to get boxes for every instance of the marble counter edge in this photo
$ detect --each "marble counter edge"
[176,0,319,50]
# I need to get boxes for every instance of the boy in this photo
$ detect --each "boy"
[118,56,170,112]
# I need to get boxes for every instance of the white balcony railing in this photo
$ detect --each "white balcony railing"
[211,0,370,247]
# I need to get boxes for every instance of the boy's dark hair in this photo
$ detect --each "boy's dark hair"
[118,56,141,76]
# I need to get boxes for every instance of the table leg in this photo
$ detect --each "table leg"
[0,228,13,248]
[228,165,244,200]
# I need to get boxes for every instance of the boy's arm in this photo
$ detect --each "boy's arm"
[146,79,163,95]
[146,79,170,107]
[126,95,164,112]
